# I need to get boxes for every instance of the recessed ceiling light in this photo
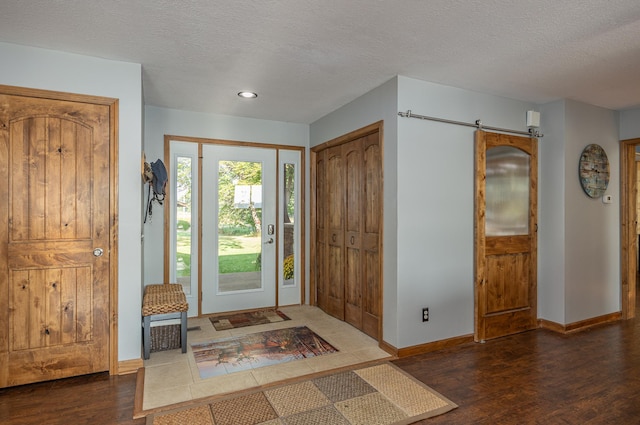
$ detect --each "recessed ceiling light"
[238,91,258,99]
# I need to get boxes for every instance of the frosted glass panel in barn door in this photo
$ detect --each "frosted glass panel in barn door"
[485,146,530,236]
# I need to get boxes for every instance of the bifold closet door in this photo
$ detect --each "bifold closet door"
[314,127,382,340]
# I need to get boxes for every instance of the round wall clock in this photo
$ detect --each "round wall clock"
[578,144,609,198]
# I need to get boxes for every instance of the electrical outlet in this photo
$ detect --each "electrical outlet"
[422,307,429,322]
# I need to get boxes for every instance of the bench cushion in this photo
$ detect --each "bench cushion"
[142,289,188,316]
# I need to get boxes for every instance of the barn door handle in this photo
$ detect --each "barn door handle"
[93,248,104,257]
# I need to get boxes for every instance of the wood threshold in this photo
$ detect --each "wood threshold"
[133,367,145,419]
[118,358,143,375]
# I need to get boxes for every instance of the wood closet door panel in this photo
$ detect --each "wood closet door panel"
[315,150,328,312]
[344,139,363,329]
[326,146,344,320]
[362,135,381,338]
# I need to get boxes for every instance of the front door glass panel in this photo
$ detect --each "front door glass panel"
[217,160,263,293]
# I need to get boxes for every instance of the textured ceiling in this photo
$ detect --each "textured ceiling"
[1,0,639,124]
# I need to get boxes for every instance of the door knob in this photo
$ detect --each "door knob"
[264,238,274,244]
[93,248,104,257]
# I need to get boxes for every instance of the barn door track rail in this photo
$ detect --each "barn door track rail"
[398,110,543,138]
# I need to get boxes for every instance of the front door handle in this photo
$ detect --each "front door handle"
[264,238,274,244]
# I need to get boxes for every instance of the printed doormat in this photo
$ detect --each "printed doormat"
[145,362,457,425]
[209,309,290,331]
[192,326,338,379]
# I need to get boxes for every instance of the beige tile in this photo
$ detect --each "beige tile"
[322,330,377,352]
[251,359,315,386]
[143,384,192,410]
[352,346,394,362]
[143,347,192,368]
[145,360,194,389]
[190,370,259,399]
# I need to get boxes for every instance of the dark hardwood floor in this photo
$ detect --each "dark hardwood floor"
[397,292,640,425]
[1,293,639,425]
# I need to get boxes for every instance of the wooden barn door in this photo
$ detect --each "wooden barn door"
[0,88,114,387]
[475,130,538,342]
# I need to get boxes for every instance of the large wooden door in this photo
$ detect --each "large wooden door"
[475,131,538,341]
[0,90,112,387]
[312,122,382,340]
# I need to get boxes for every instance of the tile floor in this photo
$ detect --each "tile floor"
[142,305,393,411]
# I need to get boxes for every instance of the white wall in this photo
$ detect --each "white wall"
[143,106,309,298]
[538,100,566,323]
[0,42,143,361]
[396,76,537,348]
[619,108,640,140]
[564,100,620,323]
[309,77,399,345]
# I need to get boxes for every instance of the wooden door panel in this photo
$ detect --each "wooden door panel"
[364,137,381,234]
[344,139,363,328]
[328,245,344,319]
[315,152,327,310]
[345,143,361,234]
[1,93,111,387]
[362,134,381,339]
[326,146,345,320]
[345,244,362,328]
[362,248,380,338]
[10,267,93,351]
[10,117,93,241]
[485,254,530,313]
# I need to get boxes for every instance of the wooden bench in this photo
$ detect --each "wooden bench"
[142,284,188,360]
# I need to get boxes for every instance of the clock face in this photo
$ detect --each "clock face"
[579,144,609,198]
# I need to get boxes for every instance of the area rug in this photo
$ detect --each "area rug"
[145,362,457,425]
[191,326,338,379]
[209,309,290,330]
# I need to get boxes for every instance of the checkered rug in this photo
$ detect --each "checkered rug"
[145,362,457,425]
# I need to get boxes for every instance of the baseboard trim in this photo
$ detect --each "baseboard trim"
[396,334,474,358]
[118,358,144,375]
[378,339,398,356]
[538,311,622,334]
